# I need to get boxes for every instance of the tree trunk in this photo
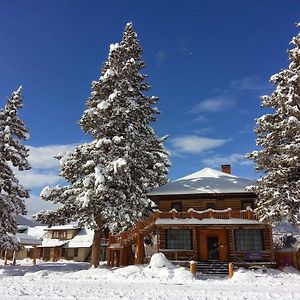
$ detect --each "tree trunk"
[91,215,103,268]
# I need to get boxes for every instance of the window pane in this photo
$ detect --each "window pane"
[166,229,192,250]
[171,202,182,212]
[235,229,263,251]
[206,203,216,209]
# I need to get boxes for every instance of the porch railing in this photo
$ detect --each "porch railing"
[109,208,255,247]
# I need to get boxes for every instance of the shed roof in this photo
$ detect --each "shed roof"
[148,167,256,196]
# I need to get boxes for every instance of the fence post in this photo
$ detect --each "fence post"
[190,260,196,275]
[228,262,234,278]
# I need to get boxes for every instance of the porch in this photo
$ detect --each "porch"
[107,208,274,267]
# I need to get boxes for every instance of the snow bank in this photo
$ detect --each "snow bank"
[1,260,300,299]
[149,253,173,268]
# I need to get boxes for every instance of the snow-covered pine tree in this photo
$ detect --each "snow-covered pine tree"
[36,23,170,267]
[0,87,30,249]
[247,23,300,224]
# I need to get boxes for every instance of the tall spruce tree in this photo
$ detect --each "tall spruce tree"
[36,23,169,266]
[0,87,30,249]
[247,23,300,224]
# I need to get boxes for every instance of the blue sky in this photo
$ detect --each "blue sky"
[0,1,299,215]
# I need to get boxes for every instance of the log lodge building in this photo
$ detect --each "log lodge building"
[107,165,275,269]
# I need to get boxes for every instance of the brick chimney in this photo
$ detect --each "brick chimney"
[221,164,231,174]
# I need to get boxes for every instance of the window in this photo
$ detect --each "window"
[171,202,182,212]
[206,202,216,209]
[52,230,67,240]
[64,248,78,258]
[166,229,192,250]
[242,200,254,210]
[235,229,263,251]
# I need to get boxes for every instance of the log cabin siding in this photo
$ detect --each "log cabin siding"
[157,224,273,263]
[158,197,255,212]
[228,226,273,262]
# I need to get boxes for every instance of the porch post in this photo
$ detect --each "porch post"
[228,262,234,278]
[12,250,16,265]
[135,224,144,264]
[33,245,37,266]
[4,250,8,265]
[192,228,197,258]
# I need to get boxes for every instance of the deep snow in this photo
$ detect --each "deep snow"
[0,257,299,299]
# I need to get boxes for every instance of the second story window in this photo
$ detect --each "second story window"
[242,201,254,210]
[52,230,67,240]
[171,202,182,212]
[206,202,216,209]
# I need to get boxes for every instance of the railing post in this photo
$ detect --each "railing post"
[209,209,213,218]
[228,262,234,278]
[171,209,176,219]
[247,208,252,219]
[190,260,196,275]
[228,208,232,219]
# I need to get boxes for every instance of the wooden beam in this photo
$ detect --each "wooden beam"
[12,250,16,265]
[190,260,196,275]
[4,250,8,266]
[228,262,234,278]
[135,224,144,264]
[33,245,37,266]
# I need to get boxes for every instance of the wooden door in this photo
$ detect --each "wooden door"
[207,236,219,260]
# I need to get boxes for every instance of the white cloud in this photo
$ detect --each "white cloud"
[170,135,229,154]
[230,77,270,92]
[191,77,270,117]
[13,144,76,190]
[193,96,235,113]
[15,169,61,189]
[27,144,76,169]
[202,153,253,168]
[193,115,208,123]
[155,50,166,67]
[25,193,60,216]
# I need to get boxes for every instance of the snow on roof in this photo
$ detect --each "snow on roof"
[27,226,48,240]
[41,238,68,247]
[148,167,256,196]
[64,228,94,248]
[15,233,42,245]
[45,223,80,231]
[155,218,260,225]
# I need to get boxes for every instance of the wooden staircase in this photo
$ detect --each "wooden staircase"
[195,261,230,276]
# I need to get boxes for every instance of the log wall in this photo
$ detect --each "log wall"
[157,197,255,212]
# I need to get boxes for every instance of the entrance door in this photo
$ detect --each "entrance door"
[207,236,219,260]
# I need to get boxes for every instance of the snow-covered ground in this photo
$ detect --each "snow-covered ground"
[0,255,299,299]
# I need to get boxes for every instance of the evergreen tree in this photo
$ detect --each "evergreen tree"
[36,23,170,267]
[247,24,300,224]
[0,87,30,249]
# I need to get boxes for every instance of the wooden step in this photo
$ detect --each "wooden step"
[195,261,229,275]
